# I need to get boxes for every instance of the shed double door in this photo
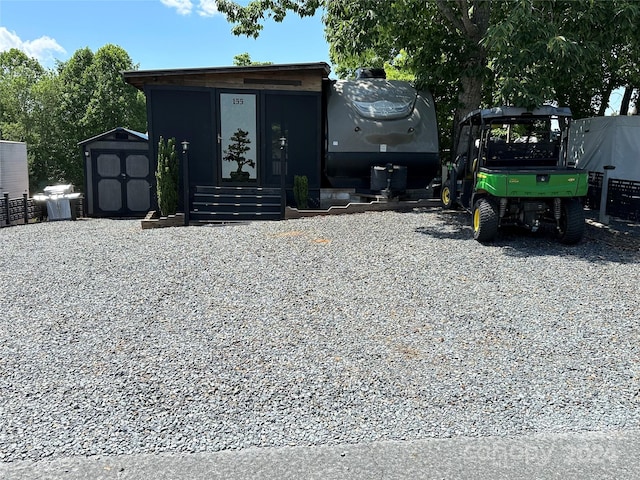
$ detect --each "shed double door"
[91,149,152,216]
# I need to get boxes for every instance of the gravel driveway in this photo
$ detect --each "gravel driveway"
[1,207,639,462]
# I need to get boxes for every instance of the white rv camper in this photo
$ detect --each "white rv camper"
[324,69,440,190]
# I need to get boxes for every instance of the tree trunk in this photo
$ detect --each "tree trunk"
[437,0,490,154]
[597,82,614,116]
[450,61,485,158]
[620,86,633,116]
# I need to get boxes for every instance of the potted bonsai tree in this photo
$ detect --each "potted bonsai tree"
[223,128,255,182]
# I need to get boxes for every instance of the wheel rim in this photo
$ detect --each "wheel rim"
[473,207,480,232]
[442,187,450,205]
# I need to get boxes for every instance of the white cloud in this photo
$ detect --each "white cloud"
[160,0,193,15]
[160,0,220,17]
[0,27,66,66]
[197,0,219,17]
[0,27,21,50]
[23,36,66,60]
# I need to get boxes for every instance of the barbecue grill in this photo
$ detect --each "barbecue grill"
[33,184,83,221]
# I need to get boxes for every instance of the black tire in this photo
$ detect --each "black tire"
[472,198,499,242]
[441,181,455,209]
[558,198,585,244]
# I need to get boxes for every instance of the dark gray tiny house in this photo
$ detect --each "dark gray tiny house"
[79,127,152,217]
[123,63,330,222]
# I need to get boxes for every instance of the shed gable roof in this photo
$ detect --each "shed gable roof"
[78,127,148,146]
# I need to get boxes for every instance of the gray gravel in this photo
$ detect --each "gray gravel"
[1,207,639,463]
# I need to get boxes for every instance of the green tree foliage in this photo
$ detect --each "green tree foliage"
[0,49,58,189]
[215,0,640,153]
[383,51,416,82]
[0,45,146,192]
[155,136,179,216]
[55,44,147,188]
[0,49,45,144]
[217,0,321,38]
[482,1,640,118]
[28,72,66,188]
[233,52,253,66]
[232,52,272,66]
[83,45,147,135]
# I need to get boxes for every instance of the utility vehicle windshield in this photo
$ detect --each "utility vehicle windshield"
[480,116,568,168]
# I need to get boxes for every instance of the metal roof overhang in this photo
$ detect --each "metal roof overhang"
[122,62,332,91]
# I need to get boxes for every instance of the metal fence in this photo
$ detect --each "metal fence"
[586,172,640,222]
[0,193,84,228]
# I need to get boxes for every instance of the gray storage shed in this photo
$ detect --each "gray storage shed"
[79,127,152,217]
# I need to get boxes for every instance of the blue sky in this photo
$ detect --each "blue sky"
[0,0,332,71]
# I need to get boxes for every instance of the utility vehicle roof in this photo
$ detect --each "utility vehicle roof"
[461,106,572,124]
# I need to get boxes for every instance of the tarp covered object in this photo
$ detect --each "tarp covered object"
[568,116,640,182]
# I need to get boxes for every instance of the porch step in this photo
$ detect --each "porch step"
[190,186,283,222]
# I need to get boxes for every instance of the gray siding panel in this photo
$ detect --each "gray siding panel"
[0,141,29,198]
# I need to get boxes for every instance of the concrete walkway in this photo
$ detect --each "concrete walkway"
[2,430,639,479]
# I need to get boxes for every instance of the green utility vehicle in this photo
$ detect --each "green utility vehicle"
[441,106,588,243]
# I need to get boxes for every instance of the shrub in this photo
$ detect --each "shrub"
[293,175,308,209]
[155,136,179,216]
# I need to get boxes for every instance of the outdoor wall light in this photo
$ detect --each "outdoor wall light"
[279,136,287,149]
[181,140,190,152]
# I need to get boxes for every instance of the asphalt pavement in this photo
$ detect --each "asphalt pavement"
[2,429,639,479]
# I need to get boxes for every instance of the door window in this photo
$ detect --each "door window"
[220,93,257,182]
